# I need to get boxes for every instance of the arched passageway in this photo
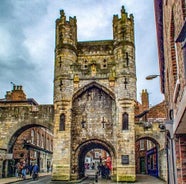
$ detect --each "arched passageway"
[5,124,53,177]
[136,137,160,178]
[73,139,115,179]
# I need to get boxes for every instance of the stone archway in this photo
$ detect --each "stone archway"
[73,139,116,179]
[135,136,161,178]
[70,82,116,180]
[135,122,167,180]
[7,124,52,153]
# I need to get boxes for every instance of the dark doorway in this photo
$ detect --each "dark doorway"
[75,139,115,180]
[140,157,146,174]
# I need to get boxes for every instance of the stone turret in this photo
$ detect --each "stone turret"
[55,10,77,49]
[113,6,134,44]
[54,10,78,103]
[112,6,136,100]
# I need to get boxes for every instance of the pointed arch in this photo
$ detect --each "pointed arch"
[72,82,115,101]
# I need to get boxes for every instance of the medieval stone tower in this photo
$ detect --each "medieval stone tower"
[52,6,136,182]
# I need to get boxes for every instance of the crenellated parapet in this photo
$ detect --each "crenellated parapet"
[113,5,134,46]
[55,10,77,50]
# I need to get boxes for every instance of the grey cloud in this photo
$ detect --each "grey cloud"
[0,0,163,105]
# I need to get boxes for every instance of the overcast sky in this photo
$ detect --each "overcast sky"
[0,0,164,106]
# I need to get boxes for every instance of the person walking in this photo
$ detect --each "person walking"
[15,162,20,179]
[21,161,27,180]
[32,163,39,180]
[28,163,33,176]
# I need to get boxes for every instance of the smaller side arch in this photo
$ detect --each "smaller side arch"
[136,136,160,147]
[7,124,52,153]
[135,136,161,178]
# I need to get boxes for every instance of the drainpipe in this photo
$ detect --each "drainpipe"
[166,138,170,184]
[165,120,177,184]
[171,137,177,184]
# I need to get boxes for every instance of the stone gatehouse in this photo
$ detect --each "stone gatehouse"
[52,6,137,182]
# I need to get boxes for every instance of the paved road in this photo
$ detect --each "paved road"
[80,175,166,184]
[2,174,166,184]
[80,170,166,184]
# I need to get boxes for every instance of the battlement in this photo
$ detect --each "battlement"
[58,9,77,26]
[113,6,134,23]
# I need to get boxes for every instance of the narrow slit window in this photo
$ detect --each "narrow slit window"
[60,114,65,131]
[126,52,129,66]
[122,112,129,130]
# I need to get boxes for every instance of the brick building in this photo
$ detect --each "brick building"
[135,89,167,179]
[154,0,186,183]
[13,127,53,173]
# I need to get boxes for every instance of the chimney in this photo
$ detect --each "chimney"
[141,89,149,110]
[10,85,27,101]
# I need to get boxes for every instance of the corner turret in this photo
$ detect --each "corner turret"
[54,10,78,103]
[113,6,134,44]
[112,6,136,100]
[55,10,77,49]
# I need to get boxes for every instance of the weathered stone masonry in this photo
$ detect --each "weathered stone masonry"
[52,6,137,182]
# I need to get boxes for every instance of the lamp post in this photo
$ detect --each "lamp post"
[145,74,160,80]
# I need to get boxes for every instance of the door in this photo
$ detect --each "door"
[140,157,146,174]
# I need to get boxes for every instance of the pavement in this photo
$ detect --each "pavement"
[0,173,166,184]
[0,172,51,184]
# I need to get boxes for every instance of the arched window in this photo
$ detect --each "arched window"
[60,114,65,131]
[41,134,44,148]
[122,112,129,130]
[36,132,40,146]
[31,130,35,144]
